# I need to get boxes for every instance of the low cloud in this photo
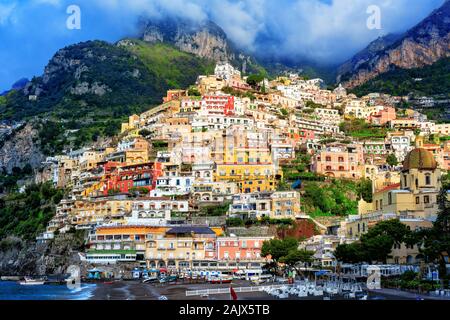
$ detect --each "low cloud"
[0,0,445,90]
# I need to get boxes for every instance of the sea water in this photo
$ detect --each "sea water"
[0,281,97,300]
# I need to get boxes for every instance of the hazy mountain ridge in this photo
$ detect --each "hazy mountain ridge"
[339,0,450,88]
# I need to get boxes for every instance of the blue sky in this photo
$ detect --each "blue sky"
[0,0,445,91]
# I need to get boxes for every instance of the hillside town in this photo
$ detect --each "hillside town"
[32,62,449,282]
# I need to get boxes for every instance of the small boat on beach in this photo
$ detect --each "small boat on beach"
[19,276,46,285]
[208,276,233,284]
[142,276,159,284]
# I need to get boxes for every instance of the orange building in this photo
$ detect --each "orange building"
[87,225,168,264]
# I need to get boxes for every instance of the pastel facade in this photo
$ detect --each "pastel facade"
[312,143,364,179]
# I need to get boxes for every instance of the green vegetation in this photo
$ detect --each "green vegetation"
[305,100,326,109]
[187,86,201,97]
[0,40,215,154]
[281,152,325,183]
[138,129,152,137]
[302,180,359,217]
[415,188,450,277]
[125,40,215,89]
[351,57,450,97]
[226,217,294,227]
[261,238,314,273]
[335,219,418,264]
[0,182,64,240]
[199,202,231,217]
[340,119,387,139]
[0,164,33,193]
[382,271,443,292]
[152,140,169,149]
[386,153,399,167]
[222,86,256,100]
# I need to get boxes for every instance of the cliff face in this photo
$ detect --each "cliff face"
[139,18,262,74]
[0,123,45,173]
[141,18,233,62]
[339,0,450,88]
[0,235,85,276]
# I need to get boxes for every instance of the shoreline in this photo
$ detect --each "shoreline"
[1,279,449,300]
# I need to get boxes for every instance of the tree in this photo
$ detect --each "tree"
[22,164,33,175]
[261,238,299,262]
[246,74,265,87]
[417,188,450,277]
[139,129,152,137]
[261,238,313,275]
[188,86,201,96]
[280,249,314,268]
[357,179,373,203]
[335,219,415,264]
[335,242,366,264]
[386,153,398,167]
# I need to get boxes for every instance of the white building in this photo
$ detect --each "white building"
[214,62,241,81]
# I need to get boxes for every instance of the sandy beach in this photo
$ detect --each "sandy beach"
[90,279,450,301]
[91,279,277,300]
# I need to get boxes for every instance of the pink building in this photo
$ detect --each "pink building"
[216,237,272,262]
[202,95,235,116]
[312,143,364,179]
[370,106,396,126]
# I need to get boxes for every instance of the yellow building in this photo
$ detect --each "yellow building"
[370,148,442,220]
[121,114,140,133]
[197,76,226,95]
[215,164,282,193]
[72,199,133,228]
[270,191,301,219]
[145,226,217,271]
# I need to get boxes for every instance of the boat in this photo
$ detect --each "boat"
[19,276,46,285]
[142,276,159,283]
[159,276,177,283]
[208,275,233,284]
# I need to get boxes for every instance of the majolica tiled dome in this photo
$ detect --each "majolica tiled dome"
[402,148,437,170]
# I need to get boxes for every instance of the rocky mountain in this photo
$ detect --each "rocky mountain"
[0,123,45,173]
[0,78,29,96]
[138,17,265,75]
[338,0,450,88]
[0,40,214,172]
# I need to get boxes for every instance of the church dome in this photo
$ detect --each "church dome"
[402,148,437,170]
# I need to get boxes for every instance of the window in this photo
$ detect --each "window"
[388,193,392,205]
[424,196,430,204]
[425,174,431,185]
[326,156,332,162]
[416,197,420,204]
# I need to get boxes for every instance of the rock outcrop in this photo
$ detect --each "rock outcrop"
[338,0,450,88]
[139,17,262,74]
[0,234,86,276]
[0,123,45,173]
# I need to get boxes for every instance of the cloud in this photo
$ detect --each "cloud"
[0,0,446,91]
[0,3,16,25]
